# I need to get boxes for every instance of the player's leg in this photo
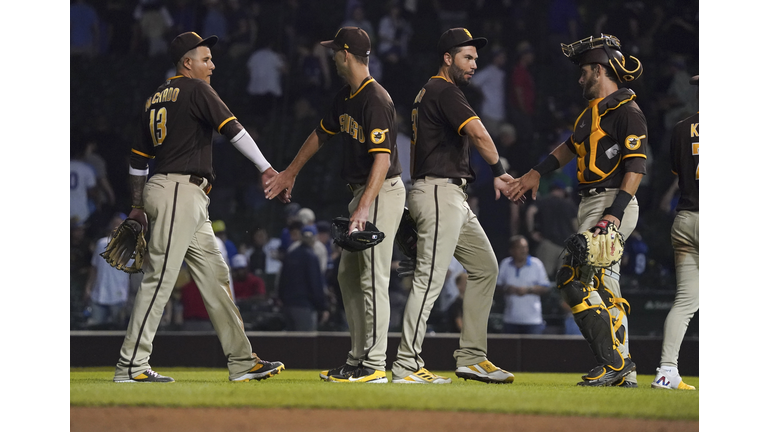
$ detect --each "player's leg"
[654,210,698,390]
[359,180,405,372]
[391,180,459,383]
[115,176,197,382]
[453,207,514,384]
[184,218,263,380]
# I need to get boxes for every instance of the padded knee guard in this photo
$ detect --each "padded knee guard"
[556,265,586,308]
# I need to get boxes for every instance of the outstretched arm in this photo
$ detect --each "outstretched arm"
[462,119,518,202]
[265,130,324,201]
[509,142,575,201]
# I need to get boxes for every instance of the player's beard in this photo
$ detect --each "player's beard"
[449,62,472,87]
[582,73,599,100]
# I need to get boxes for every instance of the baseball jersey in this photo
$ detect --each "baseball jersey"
[315,77,402,184]
[130,75,239,183]
[497,256,550,325]
[670,112,699,212]
[410,76,479,181]
[566,88,648,190]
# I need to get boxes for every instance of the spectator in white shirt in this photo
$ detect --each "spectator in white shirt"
[497,235,551,334]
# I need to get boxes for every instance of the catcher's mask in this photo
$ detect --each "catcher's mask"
[561,34,642,83]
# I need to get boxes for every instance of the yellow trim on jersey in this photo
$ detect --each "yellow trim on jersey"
[457,116,479,135]
[132,148,155,159]
[368,148,392,154]
[319,119,338,135]
[622,153,647,160]
[431,75,449,82]
[217,116,236,133]
[168,75,183,80]
[349,78,375,99]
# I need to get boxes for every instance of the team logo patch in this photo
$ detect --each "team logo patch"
[625,134,645,150]
[371,128,389,144]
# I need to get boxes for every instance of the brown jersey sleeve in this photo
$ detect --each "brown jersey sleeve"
[315,87,345,143]
[363,91,397,154]
[616,103,649,174]
[438,85,480,136]
[190,81,238,134]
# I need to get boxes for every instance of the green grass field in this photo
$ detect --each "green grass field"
[70,368,698,420]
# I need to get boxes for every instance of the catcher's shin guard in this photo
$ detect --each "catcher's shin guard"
[594,269,630,347]
[556,264,622,370]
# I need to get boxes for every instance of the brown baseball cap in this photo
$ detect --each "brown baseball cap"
[169,32,218,65]
[321,27,371,57]
[438,28,487,54]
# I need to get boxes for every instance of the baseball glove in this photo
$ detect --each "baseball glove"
[394,207,417,259]
[564,221,625,268]
[330,217,385,252]
[100,218,147,273]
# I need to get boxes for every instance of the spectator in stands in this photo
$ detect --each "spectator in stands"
[445,263,468,333]
[84,213,131,329]
[71,0,101,57]
[497,235,551,334]
[471,46,507,137]
[130,0,174,57]
[70,142,98,227]
[277,225,329,331]
[246,38,287,121]
[231,254,266,304]
[507,40,536,145]
[433,257,468,333]
[181,278,213,331]
[212,220,238,267]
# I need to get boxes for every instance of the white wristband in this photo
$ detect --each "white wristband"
[231,129,272,173]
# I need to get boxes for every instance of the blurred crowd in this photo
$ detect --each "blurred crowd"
[70,0,698,332]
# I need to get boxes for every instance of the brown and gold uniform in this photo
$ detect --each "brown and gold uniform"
[660,111,699,369]
[115,75,265,381]
[566,87,648,385]
[315,76,405,372]
[392,76,500,378]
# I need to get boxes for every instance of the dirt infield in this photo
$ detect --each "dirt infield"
[71,407,698,432]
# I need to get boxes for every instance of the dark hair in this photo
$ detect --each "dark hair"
[352,52,369,66]
[591,63,619,84]
[440,46,463,68]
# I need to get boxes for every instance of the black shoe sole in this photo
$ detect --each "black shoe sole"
[577,362,636,387]
[455,371,514,384]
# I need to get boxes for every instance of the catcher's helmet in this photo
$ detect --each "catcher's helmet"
[561,34,642,83]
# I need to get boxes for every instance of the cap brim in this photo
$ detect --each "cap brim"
[456,37,488,51]
[197,35,218,49]
[320,40,342,50]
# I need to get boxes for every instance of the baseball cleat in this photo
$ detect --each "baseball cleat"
[392,368,451,384]
[114,368,175,383]
[651,367,696,390]
[231,359,285,382]
[327,366,388,383]
[612,377,638,388]
[577,359,636,387]
[455,360,515,384]
[320,363,358,381]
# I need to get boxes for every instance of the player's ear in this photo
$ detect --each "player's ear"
[443,52,452,67]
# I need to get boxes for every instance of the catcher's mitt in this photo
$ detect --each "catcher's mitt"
[394,207,417,259]
[564,221,625,268]
[100,218,147,273]
[330,217,385,252]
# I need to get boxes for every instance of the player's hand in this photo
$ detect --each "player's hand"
[348,206,370,235]
[127,208,148,233]
[591,217,620,237]
[509,169,541,201]
[494,174,526,204]
[264,168,295,202]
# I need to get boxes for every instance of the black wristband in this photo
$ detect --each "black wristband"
[532,154,560,176]
[603,190,633,221]
[490,159,506,177]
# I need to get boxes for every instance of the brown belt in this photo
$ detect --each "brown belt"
[189,175,213,194]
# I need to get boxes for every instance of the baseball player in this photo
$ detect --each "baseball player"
[114,32,286,383]
[509,34,647,387]
[264,27,405,384]
[390,28,517,384]
[652,75,698,391]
